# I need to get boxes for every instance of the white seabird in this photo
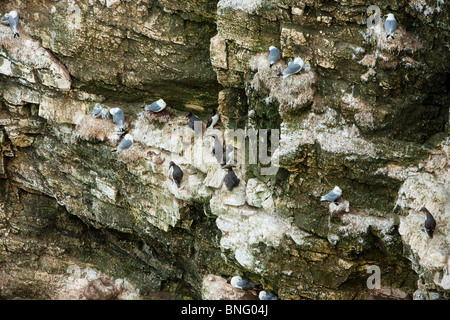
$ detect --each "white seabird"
[320,186,342,202]
[92,103,102,118]
[143,99,167,113]
[384,13,397,39]
[268,46,281,68]
[1,11,19,38]
[279,57,304,79]
[259,291,279,300]
[112,134,133,153]
[101,107,110,120]
[230,276,257,290]
[222,144,235,167]
[110,107,125,132]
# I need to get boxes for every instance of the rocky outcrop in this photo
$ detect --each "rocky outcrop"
[2,0,221,107]
[397,140,450,296]
[0,0,448,300]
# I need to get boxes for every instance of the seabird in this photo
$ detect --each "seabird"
[230,276,257,290]
[268,46,281,68]
[207,134,224,164]
[92,103,102,118]
[169,161,183,188]
[259,291,279,300]
[206,108,219,129]
[110,107,125,132]
[222,144,235,167]
[101,107,110,120]
[278,57,304,79]
[320,186,342,202]
[1,11,19,38]
[186,112,202,133]
[224,166,240,191]
[419,207,436,239]
[142,99,167,113]
[112,134,133,153]
[384,13,397,39]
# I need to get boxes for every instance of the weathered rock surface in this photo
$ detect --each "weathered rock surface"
[0,0,448,300]
[201,274,258,300]
[397,140,450,292]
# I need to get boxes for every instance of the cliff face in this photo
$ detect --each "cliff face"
[0,0,448,300]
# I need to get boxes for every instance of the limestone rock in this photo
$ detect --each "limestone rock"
[329,199,350,216]
[245,178,275,213]
[0,0,448,301]
[0,26,71,91]
[397,147,450,291]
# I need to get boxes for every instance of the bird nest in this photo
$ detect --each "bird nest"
[75,115,117,145]
[366,22,422,54]
[142,108,171,123]
[117,143,147,164]
[249,53,318,116]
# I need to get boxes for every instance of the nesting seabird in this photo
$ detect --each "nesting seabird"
[206,108,219,129]
[384,13,397,39]
[112,134,133,153]
[419,207,436,239]
[278,57,304,79]
[230,276,257,290]
[268,46,281,68]
[1,11,19,38]
[224,166,240,191]
[142,99,167,113]
[92,103,102,118]
[186,111,202,133]
[259,291,279,300]
[320,186,342,202]
[101,107,110,120]
[169,161,183,188]
[110,107,125,132]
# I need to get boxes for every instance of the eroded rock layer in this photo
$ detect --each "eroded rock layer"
[0,0,448,300]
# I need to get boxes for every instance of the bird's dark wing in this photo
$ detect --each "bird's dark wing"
[224,174,233,190]
[172,166,183,187]
[232,172,240,186]
[189,115,202,133]
[173,165,183,180]
[425,213,436,229]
